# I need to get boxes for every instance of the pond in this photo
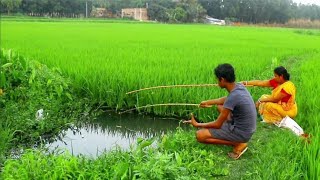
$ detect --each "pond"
[46,112,190,157]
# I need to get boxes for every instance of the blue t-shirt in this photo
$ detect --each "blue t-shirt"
[223,83,257,136]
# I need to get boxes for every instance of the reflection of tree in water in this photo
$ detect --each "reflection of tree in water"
[74,112,188,139]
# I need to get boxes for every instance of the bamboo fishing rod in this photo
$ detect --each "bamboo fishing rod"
[126,84,219,95]
[119,103,205,114]
[126,83,253,95]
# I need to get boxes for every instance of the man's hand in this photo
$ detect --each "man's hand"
[183,114,198,127]
[199,101,212,108]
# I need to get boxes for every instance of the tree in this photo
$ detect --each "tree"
[132,0,148,8]
[178,0,206,22]
[174,7,187,22]
[221,0,239,21]
[166,7,187,23]
[93,0,108,8]
[147,3,170,22]
[1,0,22,15]
[146,0,175,22]
[198,0,222,19]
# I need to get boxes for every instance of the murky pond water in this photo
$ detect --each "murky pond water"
[46,113,190,157]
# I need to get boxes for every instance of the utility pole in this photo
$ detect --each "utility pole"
[86,1,88,18]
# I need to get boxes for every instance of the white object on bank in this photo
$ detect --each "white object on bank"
[36,109,44,120]
[275,116,304,136]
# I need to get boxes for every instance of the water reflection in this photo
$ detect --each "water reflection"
[47,113,189,157]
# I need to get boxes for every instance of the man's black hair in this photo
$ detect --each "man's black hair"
[214,63,236,83]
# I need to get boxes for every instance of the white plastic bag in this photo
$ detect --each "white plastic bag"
[36,109,44,120]
[276,116,304,136]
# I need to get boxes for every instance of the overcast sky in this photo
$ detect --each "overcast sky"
[293,0,320,5]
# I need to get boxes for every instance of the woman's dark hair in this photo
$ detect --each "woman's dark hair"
[274,66,290,80]
[214,63,235,83]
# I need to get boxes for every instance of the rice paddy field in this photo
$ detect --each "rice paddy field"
[0,18,319,179]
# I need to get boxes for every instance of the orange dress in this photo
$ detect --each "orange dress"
[259,81,297,123]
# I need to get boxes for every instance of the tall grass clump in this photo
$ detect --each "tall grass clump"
[294,53,320,179]
[286,19,320,29]
[0,49,93,167]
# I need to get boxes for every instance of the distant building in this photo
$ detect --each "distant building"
[121,8,148,21]
[91,8,113,18]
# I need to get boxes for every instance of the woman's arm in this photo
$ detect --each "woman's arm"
[244,80,271,87]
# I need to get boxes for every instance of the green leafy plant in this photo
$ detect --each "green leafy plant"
[0,49,95,167]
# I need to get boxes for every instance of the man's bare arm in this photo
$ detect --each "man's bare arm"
[199,96,227,107]
[195,107,230,128]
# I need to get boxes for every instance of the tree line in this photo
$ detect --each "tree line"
[1,0,320,23]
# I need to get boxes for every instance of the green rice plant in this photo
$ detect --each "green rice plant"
[294,54,320,179]
[2,20,320,117]
[0,126,14,167]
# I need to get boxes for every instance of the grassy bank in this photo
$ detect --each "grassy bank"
[0,50,94,168]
